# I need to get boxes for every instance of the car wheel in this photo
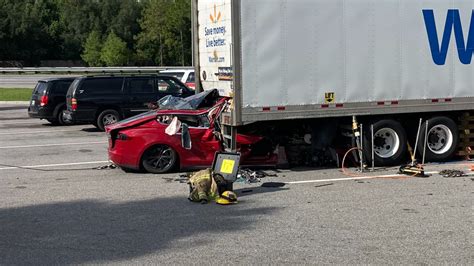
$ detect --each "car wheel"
[97,109,121,131]
[142,145,178,174]
[56,106,68,126]
[417,116,458,162]
[364,119,407,166]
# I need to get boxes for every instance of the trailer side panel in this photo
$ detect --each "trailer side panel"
[237,0,474,122]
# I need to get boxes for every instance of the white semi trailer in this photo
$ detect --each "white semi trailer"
[192,0,474,166]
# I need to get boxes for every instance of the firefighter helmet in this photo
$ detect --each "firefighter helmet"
[216,191,238,205]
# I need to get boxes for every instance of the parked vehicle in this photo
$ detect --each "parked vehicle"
[192,0,474,167]
[28,77,76,125]
[160,69,195,90]
[64,75,194,131]
[106,90,277,173]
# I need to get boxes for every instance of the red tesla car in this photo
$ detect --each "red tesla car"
[106,90,277,173]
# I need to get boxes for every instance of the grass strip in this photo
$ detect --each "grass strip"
[0,88,33,101]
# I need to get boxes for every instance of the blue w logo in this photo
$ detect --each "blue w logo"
[423,9,474,65]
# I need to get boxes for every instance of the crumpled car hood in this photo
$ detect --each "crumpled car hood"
[105,89,225,133]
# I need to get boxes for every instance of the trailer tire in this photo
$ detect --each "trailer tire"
[364,119,407,166]
[417,116,458,162]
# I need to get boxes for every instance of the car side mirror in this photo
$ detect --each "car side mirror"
[181,123,192,150]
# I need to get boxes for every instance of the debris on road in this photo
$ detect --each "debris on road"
[163,174,189,183]
[96,164,117,170]
[261,182,285,188]
[236,168,278,183]
[439,169,466,178]
[314,183,334,188]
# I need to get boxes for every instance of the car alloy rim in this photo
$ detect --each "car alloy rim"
[103,114,118,125]
[427,124,453,154]
[373,128,400,158]
[146,146,174,170]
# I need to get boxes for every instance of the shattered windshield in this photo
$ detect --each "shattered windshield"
[157,89,220,110]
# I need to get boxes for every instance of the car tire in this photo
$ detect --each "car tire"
[56,106,68,126]
[416,116,458,162]
[142,144,178,174]
[97,109,121,131]
[363,119,407,166]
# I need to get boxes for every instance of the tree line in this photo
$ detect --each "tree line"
[0,0,192,67]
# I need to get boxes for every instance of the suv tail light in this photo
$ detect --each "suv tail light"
[40,95,49,106]
[71,98,77,111]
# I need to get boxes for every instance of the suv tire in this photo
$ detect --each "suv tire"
[97,109,121,131]
[56,105,67,126]
[47,105,67,126]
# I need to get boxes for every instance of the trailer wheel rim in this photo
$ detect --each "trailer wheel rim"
[374,128,400,158]
[427,125,453,155]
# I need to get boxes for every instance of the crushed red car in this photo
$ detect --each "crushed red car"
[106,89,277,173]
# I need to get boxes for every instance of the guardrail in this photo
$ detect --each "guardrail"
[0,66,193,74]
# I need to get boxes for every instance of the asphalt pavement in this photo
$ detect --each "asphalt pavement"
[0,104,472,264]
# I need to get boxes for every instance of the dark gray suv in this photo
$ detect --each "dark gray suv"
[28,77,76,125]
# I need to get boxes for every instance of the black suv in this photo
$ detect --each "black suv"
[64,75,194,130]
[28,77,76,125]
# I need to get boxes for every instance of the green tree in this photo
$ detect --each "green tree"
[0,0,63,65]
[100,31,129,66]
[58,0,101,60]
[136,0,166,65]
[0,0,191,66]
[81,30,103,66]
[136,0,191,66]
[108,0,142,49]
[163,0,191,66]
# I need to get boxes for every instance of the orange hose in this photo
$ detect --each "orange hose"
[341,147,416,179]
[341,147,364,177]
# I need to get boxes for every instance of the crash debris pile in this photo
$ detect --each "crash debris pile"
[439,169,467,178]
[236,168,278,183]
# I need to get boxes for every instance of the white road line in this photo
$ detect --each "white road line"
[284,175,403,184]
[0,120,40,125]
[284,170,474,184]
[0,141,106,149]
[0,161,110,170]
[0,129,81,135]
